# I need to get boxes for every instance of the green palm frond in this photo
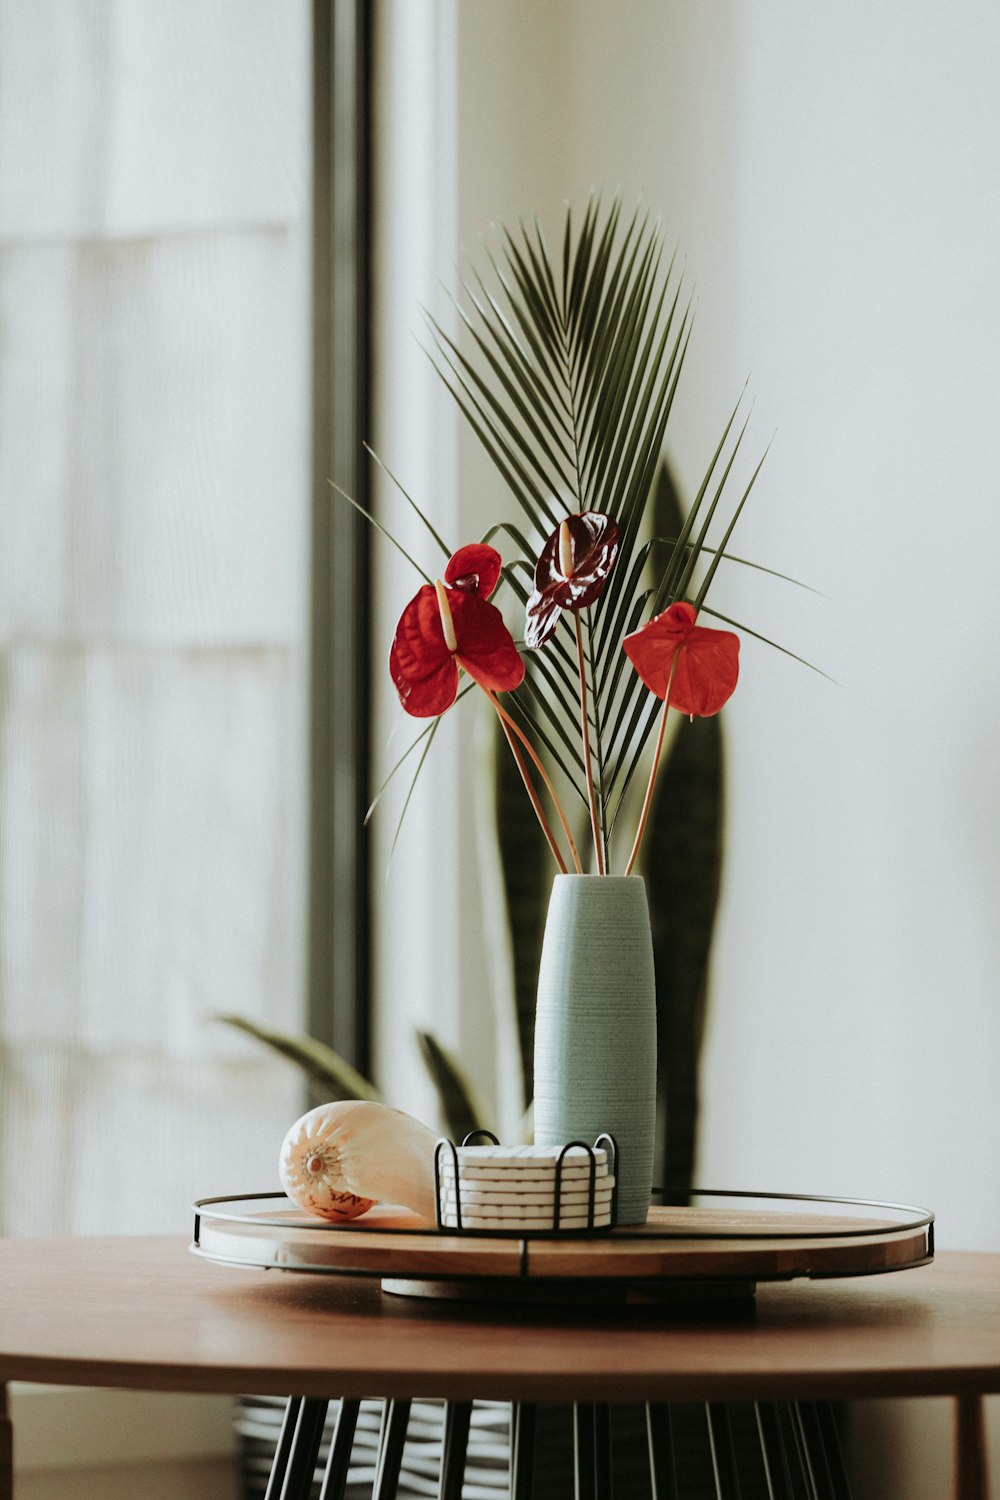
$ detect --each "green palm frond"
[425,194,758,853]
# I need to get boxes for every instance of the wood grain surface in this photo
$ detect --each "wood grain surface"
[0,1236,998,1405]
[193,1200,932,1284]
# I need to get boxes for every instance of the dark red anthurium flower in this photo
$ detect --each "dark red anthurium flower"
[444,542,502,599]
[623,600,740,717]
[525,511,620,648]
[390,544,524,718]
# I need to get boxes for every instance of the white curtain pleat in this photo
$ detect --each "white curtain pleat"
[0,0,312,1236]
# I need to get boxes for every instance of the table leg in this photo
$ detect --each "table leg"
[785,1400,816,1498]
[795,1402,833,1498]
[282,1397,330,1500]
[265,1396,302,1500]
[0,1383,11,1500]
[510,1401,536,1500]
[593,1404,612,1500]
[319,1398,360,1500]
[372,1398,411,1500]
[646,1403,678,1500]
[706,1403,742,1498]
[262,1396,331,1500]
[571,1402,613,1500]
[573,1403,595,1500]
[810,1402,851,1500]
[438,1400,472,1500]
[754,1403,793,1499]
[954,1395,989,1500]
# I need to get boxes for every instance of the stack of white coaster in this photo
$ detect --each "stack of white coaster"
[436,1143,615,1231]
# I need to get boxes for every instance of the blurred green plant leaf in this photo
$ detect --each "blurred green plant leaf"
[214,1015,380,1103]
[493,713,550,1107]
[415,1030,488,1143]
[641,463,725,1201]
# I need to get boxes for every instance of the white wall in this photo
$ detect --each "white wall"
[698,0,1000,1247]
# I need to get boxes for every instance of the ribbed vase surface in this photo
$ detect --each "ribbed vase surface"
[533,874,657,1225]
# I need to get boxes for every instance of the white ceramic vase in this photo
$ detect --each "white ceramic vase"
[533,874,657,1225]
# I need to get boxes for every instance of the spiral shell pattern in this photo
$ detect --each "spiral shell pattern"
[279,1111,377,1222]
[278,1100,439,1222]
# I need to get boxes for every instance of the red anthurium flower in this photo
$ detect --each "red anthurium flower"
[390,544,524,718]
[525,511,620,648]
[444,542,502,599]
[623,600,740,717]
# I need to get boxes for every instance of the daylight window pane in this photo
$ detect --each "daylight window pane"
[0,0,312,1234]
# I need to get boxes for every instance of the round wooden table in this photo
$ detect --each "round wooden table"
[0,1237,997,1498]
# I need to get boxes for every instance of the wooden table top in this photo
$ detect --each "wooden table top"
[1,1237,999,1404]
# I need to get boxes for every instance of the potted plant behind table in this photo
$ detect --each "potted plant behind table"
[382,194,800,1223]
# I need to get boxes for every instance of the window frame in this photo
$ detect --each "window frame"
[308,0,372,1074]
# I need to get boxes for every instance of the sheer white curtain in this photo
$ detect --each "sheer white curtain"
[0,0,311,1235]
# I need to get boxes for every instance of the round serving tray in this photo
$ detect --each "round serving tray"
[191,1190,934,1303]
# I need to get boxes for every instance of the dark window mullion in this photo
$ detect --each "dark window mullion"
[308,0,371,1073]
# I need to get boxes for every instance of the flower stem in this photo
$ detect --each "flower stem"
[574,611,605,874]
[623,656,677,878]
[483,689,583,874]
[495,717,567,875]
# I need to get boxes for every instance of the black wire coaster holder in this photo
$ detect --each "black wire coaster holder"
[432,1130,620,1236]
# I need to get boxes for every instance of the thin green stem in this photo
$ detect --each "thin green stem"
[482,687,583,874]
[496,714,568,876]
[574,611,604,874]
[623,655,677,877]
[583,605,609,868]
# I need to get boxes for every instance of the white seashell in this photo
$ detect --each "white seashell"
[279,1100,439,1222]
